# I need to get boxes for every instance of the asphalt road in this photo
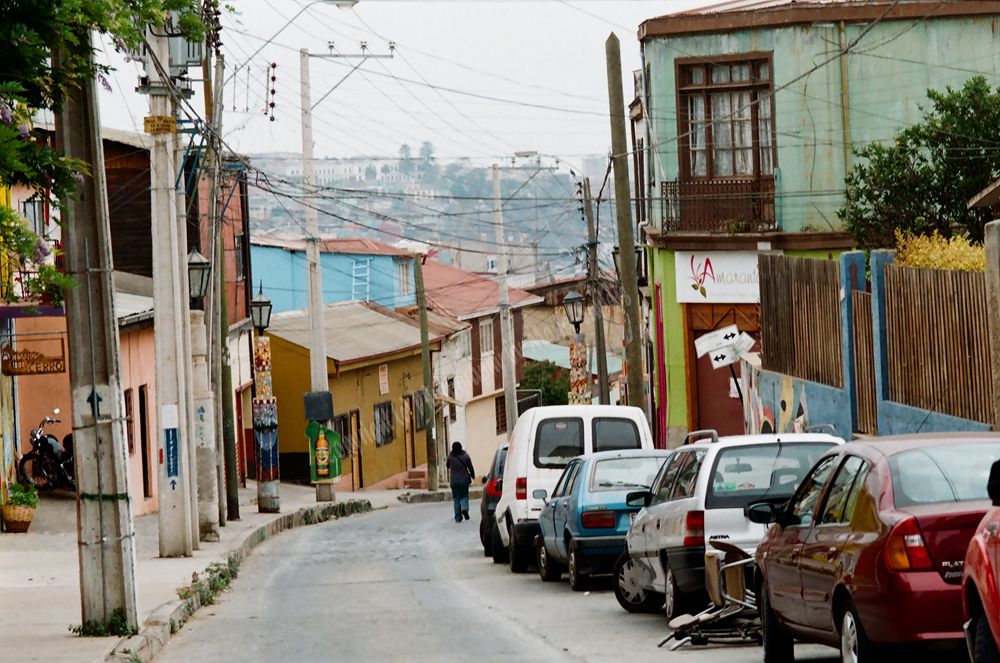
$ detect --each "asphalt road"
[156,500,842,663]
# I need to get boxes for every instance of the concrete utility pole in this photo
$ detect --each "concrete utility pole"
[300,47,329,504]
[413,256,438,490]
[605,33,647,416]
[985,221,1000,431]
[492,164,519,436]
[148,28,195,556]
[583,178,610,405]
[54,38,138,630]
[190,310,218,540]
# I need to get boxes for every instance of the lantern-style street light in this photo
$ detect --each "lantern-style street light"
[250,282,273,332]
[562,289,585,334]
[186,249,212,301]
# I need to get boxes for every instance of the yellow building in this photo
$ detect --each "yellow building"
[267,300,459,490]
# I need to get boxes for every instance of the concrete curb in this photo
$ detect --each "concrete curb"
[397,487,483,504]
[100,499,373,663]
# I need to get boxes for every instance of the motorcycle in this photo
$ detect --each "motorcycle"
[19,409,75,492]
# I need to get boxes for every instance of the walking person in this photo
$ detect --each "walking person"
[446,442,475,523]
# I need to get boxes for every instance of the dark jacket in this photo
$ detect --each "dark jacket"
[446,451,475,482]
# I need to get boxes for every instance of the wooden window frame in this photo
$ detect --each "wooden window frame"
[374,401,394,447]
[495,394,507,435]
[447,377,457,423]
[124,388,135,455]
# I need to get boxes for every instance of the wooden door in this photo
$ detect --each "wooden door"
[403,395,415,469]
[350,410,362,490]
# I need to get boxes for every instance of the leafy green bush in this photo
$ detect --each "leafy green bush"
[8,482,38,508]
[520,360,570,406]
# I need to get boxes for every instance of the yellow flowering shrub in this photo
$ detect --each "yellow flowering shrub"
[894,230,985,272]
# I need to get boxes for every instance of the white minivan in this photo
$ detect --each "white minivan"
[494,405,654,572]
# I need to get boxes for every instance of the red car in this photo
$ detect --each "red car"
[962,459,1000,663]
[750,433,1000,663]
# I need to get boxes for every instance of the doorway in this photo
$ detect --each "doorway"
[403,394,415,469]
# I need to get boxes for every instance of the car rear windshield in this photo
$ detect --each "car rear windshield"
[705,442,835,510]
[534,418,584,469]
[890,443,1000,508]
[590,456,666,492]
[592,418,642,452]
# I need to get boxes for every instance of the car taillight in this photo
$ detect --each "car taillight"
[581,510,616,529]
[885,517,934,571]
[485,478,502,497]
[683,510,705,547]
[516,477,527,500]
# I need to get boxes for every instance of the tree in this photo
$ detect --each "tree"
[0,0,203,303]
[839,76,1000,249]
[520,360,570,406]
[398,143,413,175]
[365,164,376,180]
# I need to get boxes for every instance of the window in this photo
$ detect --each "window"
[788,456,838,528]
[495,394,507,435]
[564,460,583,495]
[552,465,572,498]
[671,450,706,500]
[651,452,685,505]
[139,385,152,499]
[480,319,494,354]
[447,377,457,423]
[706,442,835,510]
[533,417,584,469]
[678,56,774,180]
[820,456,869,525]
[592,418,641,452]
[398,260,412,296]
[890,443,1000,508]
[591,456,667,492]
[374,401,394,446]
[124,388,135,455]
[332,413,351,458]
[19,198,45,237]
[412,390,426,431]
[233,234,245,280]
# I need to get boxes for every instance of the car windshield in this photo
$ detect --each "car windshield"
[705,442,835,510]
[890,443,1000,508]
[590,456,666,492]
[533,418,584,469]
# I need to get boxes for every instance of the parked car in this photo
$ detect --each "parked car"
[494,405,655,572]
[963,458,1000,663]
[752,433,1000,663]
[536,449,671,592]
[620,430,843,618]
[480,443,508,559]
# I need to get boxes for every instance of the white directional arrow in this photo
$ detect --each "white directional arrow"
[710,346,739,369]
[694,324,740,358]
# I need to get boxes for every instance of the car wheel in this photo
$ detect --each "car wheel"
[613,551,662,613]
[975,612,1000,663]
[568,541,589,592]
[508,524,530,573]
[491,521,509,564]
[663,563,687,620]
[760,581,794,663]
[537,537,564,581]
[840,599,875,663]
[481,518,493,557]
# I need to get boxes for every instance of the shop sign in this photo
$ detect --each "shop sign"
[675,251,760,304]
[0,339,66,376]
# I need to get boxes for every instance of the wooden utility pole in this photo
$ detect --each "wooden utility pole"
[606,33,647,416]
[492,164,519,436]
[54,38,139,630]
[413,256,438,490]
[985,221,1000,431]
[583,178,610,405]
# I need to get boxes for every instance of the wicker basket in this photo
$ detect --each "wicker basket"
[1,504,36,533]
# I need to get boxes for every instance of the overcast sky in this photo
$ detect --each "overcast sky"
[88,0,708,172]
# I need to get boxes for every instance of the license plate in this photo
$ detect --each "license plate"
[629,512,636,524]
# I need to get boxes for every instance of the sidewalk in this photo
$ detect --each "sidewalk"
[0,482,416,663]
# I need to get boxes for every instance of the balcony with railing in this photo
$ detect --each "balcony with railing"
[660,179,776,234]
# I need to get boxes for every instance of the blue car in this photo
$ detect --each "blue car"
[535,449,671,591]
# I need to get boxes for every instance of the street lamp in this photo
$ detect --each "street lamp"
[250,282,272,332]
[186,249,212,301]
[562,289,586,334]
[612,244,648,287]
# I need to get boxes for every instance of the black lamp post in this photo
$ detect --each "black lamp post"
[187,249,212,301]
[612,244,648,287]
[562,289,586,334]
[250,282,272,332]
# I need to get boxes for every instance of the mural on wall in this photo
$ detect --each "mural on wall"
[743,359,851,440]
[253,336,279,483]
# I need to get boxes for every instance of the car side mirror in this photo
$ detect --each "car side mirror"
[748,503,778,525]
[988,460,1000,507]
[532,489,548,501]
[626,490,651,508]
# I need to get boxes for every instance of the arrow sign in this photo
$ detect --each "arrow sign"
[170,479,177,490]
[86,390,103,418]
[710,346,738,369]
[694,325,740,358]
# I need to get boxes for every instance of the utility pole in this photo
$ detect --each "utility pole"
[492,164,519,436]
[54,37,138,630]
[583,178,610,405]
[606,33,647,417]
[413,255,437,490]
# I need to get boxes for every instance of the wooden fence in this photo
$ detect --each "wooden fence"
[884,264,993,424]
[852,291,877,435]
[760,255,844,388]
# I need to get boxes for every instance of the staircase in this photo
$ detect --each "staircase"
[403,467,428,490]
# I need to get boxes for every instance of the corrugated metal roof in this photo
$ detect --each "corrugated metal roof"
[251,234,413,257]
[267,300,438,364]
[422,261,543,320]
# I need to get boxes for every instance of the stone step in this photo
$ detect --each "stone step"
[406,469,427,480]
[403,478,428,490]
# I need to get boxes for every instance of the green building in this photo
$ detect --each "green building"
[632,1,1000,445]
